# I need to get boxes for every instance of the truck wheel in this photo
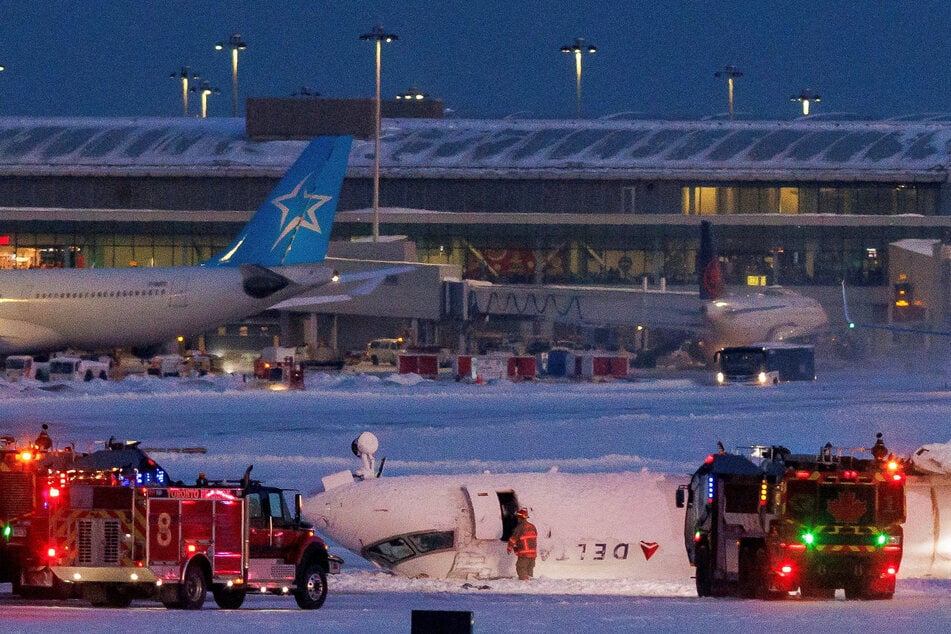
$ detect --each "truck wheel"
[212,586,246,609]
[371,355,379,366]
[294,563,327,610]
[180,564,207,610]
[84,369,94,381]
[694,543,713,597]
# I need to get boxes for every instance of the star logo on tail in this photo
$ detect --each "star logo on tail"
[269,174,333,252]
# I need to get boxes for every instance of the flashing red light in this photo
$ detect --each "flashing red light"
[842,470,857,479]
[187,544,196,553]
[883,545,902,553]
[786,543,807,552]
[18,451,33,462]
[704,454,715,464]
[795,470,811,479]
[886,566,897,576]
[779,564,793,575]
[46,547,57,558]
[887,460,900,472]
[892,473,904,482]
[48,487,60,498]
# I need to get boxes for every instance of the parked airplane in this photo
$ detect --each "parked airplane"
[695,221,829,357]
[0,136,353,355]
[309,433,951,582]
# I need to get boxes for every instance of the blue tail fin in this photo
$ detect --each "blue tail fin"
[206,135,353,267]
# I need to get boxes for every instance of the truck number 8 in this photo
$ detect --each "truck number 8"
[156,512,173,546]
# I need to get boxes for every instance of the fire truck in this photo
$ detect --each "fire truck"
[2,437,170,597]
[13,466,341,609]
[676,434,905,600]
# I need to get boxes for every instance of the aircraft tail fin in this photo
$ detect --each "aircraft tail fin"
[698,220,725,300]
[206,135,353,267]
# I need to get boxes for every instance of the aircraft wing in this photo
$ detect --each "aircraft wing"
[268,264,416,310]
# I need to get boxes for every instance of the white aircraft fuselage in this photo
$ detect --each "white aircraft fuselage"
[702,287,829,355]
[310,469,951,582]
[0,263,335,354]
[0,134,355,355]
[311,470,691,581]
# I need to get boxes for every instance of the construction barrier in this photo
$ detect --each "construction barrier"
[398,353,439,379]
[507,356,537,380]
[578,353,630,380]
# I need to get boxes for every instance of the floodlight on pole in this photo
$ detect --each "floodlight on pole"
[359,25,398,242]
[170,67,200,117]
[714,65,743,121]
[560,37,597,119]
[189,80,220,118]
[791,88,821,116]
[215,33,247,117]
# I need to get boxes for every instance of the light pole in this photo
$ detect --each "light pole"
[190,80,220,118]
[170,67,200,117]
[714,65,743,121]
[560,37,597,118]
[360,25,398,242]
[215,34,247,117]
[791,88,821,116]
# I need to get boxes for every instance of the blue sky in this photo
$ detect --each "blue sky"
[0,1,948,120]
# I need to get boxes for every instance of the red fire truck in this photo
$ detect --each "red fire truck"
[2,437,170,597]
[14,467,341,609]
[676,434,905,600]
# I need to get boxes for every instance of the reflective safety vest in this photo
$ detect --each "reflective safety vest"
[508,521,537,558]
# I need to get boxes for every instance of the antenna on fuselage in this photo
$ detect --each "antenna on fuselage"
[351,432,380,480]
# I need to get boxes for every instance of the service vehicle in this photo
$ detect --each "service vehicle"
[252,354,305,389]
[48,355,111,381]
[365,338,403,365]
[13,466,341,609]
[676,434,905,599]
[147,354,189,377]
[2,438,169,595]
[4,355,47,381]
[714,343,815,385]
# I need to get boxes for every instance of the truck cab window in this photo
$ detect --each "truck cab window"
[246,493,262,519]
[269,491,289,523]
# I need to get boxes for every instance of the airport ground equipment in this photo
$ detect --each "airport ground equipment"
[676,434,905,599]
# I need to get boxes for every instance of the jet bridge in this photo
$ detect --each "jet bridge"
[459,281,704,330]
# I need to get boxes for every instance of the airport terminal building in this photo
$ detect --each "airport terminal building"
[0,106,948,356]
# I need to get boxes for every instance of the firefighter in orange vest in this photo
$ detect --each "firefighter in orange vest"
[507,508,537,580]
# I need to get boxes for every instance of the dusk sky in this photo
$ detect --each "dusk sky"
[0,1,948,121]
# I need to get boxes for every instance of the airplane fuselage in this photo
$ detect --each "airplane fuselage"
[310,470,951,582]
[702,287,829,355]
[0,264,335,354]
[311,471,691,581]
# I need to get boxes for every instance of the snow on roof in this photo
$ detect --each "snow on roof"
[0,117,307,177]
[0,116,950,181]
[891,238,942,257]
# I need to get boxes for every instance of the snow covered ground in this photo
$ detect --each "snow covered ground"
[1,357,950,632]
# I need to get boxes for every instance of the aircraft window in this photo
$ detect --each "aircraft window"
[364,537,415,565]
[407,531,454,554]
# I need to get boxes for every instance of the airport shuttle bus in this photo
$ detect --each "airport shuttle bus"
[714,343,815,385]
